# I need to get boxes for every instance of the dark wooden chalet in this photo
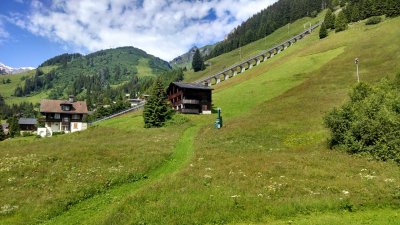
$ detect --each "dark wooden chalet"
[18,118,37,131]
[167,82,212,114]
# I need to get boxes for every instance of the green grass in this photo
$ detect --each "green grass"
[238,208,400,225]
[183,13,325,82]
[0,112,190,224]
[1,15,400,225]
[0,66,57,105]
[97,17,400,224]
[136,58,155,77]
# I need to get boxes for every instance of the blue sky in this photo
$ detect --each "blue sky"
[0,0,275,68]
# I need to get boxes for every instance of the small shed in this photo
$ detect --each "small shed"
[18,118,37,131]
[167,82,213,114]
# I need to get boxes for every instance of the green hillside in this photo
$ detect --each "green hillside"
[3,47,171,106]
[184,14,324,82]
[0,66,56,105]
[1,13,400,225]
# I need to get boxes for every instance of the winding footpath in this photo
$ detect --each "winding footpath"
[42,125,200,225]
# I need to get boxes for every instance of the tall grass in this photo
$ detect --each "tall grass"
[0,112,189,224]
[102,17,400,224]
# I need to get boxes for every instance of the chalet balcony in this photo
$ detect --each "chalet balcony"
[181,108,200,114]
[182,99,200,104]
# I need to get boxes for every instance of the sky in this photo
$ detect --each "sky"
[0,0,276,68]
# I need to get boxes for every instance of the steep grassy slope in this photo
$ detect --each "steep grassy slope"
[98,17,400,224]
[184,14,324,82]
[1,16,400,225]
[0,66,56,104]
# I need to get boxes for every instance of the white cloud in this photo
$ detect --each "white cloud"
[0,19,10,43]
[13,0,276,61]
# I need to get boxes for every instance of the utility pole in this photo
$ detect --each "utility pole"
[355,58,360,83]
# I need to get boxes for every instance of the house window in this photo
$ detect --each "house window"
[72,114,80,120]
[73,123,78,129]
[63,117,69,122]
[54,113,60,119]
[62,105,71,111]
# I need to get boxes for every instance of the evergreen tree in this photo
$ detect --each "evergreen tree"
[0,123,5,141]
[7,117,20,138]
[143,78,173,128]
[335,11,348,33]
[386,0,400,17]
[192,49,205,72]
[324,9,336,30]
[319,22,328,39]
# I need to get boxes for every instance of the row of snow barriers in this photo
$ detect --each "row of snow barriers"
[195,22,322,86]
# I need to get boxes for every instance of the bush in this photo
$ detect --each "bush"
[324,75,400,163]
[366,16,382,25]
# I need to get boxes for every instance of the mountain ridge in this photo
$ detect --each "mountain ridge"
[0,62,35,75]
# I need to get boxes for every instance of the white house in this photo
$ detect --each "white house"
[37,95,88,137]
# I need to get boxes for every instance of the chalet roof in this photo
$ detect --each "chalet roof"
[18,118,37,125]
[170,82,213,90]
[40,99,88,114]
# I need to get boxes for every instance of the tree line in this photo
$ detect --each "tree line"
[207,0,330,60]
[320,0,400,39]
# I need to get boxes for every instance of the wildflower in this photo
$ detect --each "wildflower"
[204,175,212,179]
[230,195,240,198]
[342,190,350,195]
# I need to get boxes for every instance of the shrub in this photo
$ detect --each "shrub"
[366,16,382,25]
[324,75,400,163]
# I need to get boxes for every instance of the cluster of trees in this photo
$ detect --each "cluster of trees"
[1,78,11,84]
[0,94,37,119]
[14,69,56,97]
[192,49,206,72]
[324,75,400,164]
[207,0,330,59]
[0,116,22,141]
[343,0,400,23]
[320,0,400,39]
[40,53,82,67]
[88,99,131,121]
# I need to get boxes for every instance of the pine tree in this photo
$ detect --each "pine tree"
[319,22,328,39]
[335,11,348,33]
[143,78,173,128]
[7,117,20,138]
[324,9,336,30]
[0,123,5,141]
[192,49,205,72]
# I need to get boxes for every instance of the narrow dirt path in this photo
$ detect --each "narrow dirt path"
[42,125,200,225]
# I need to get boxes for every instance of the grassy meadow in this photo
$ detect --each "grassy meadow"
[0,112,192,224]
[0,66,56,105]
[0,15,400,225]
[99,16,400,224]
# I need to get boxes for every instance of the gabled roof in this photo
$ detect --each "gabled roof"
[170,82,213,91]
[18,118,37,125]
[40,99,88,114]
